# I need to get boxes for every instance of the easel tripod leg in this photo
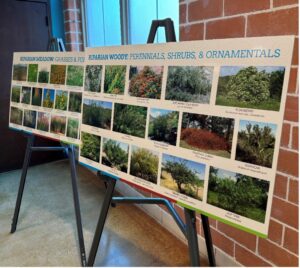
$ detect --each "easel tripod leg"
[201,215,216,266]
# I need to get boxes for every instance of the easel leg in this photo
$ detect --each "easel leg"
[87,178,116,267]
[201,215,216,266]
[11,134,34,233]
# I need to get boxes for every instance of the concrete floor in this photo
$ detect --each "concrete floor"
[0,160,191,266]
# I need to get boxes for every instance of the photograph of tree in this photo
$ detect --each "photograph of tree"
[84,65,102,92]
[236,120,276,168]
[102,138,129,172]
[216,66,285,111]
[21,87,31,104]
[10,107,23,125]
[38,66,49,83]
[128,66,163,99]
[50,115,66,135]
[68,92,82,113]
[130,145,159,183]
[148,108,179,145]
[67,65,84,87]
[104,65,126,94]
[113,103,147,138]
[180,113,234,158]
[31,87,42,106]
[160,154,205,201]
[207,167,269,223]
[37,112,50,132]
[11,86,21,103]
[27,64,38,82]
[55,90,68,111]
[165,66,213,103]
[66,118,79,139]
[80,131,101,162]
[42,88,55,108]
[50,65,66,85]
[23,110,36,129]
[13,64,27,81]
[82,99,112,129]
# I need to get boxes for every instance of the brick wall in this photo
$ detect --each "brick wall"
[180,0,298,266]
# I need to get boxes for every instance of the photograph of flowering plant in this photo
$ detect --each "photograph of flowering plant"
[50,115,66,135]
[10,107,23,125]
[104,65,126,95]
[37,112,50,132]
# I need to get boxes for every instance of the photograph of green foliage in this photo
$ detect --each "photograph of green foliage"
[148,108,179,145]
[207,167,269,223]
[13,64,27,81]
[102,138,129,172]
[11,86,21,103]
[23,110,36,129]
[50,65,66,85]
[104,65,126,95]
[66,118,79,139]
[128,66,163,99]
[27,64,38,82]
[38,66,49,83]
[82,99,112,129]
[130,145,159,183]
[113,103,147,138]
[180,113,234,158]
[84,65,102,92]
[236,120,276,168]
[21,87,31,104]
[50,115,66,135]
[55,90,68,111]
[43,88,55,108]
[68,92,82,113]
[165,66,213,103]
[67,65,84,87]
[37,112,50,132]
[31,87,42,106]
[80,131,101,162]
[216,66,285,111]
[10,107,23,125]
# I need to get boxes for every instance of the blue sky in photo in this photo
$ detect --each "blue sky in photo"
[213,167,237,181]
[239,120,277,135]
[150,108,175,118]
[83,99,112,109]
[220,66,285,77]
[43,88,55,101]
[132,145,159,157]
[103,138,129,152]
[56,90,68,97]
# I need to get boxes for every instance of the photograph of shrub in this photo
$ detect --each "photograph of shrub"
[13,64,27,81]
[67,65,84,87]
[31,87,42,106]
[11,86,21,103]
[84,65,102,92]
[216,66,285,111]
[102,138,129,172]
[38,66,49,83]
[21,87,31,104]
[128,66,163,99]
[55,90,68,111]
[165,66,213,103]
[82,99,112,129]
[207,167,269,223]
[27,64,38,82]
[113,103,147,138]
[130,145,159,183]
[68,92,82,113]
[160,154,205,201]
[80,131,101,162]
[50,65,66,85]
[23,110,36,129]
[42,88,55,108]
[236,120,276,168]
[104,65,126,95]
[50,115,66,135]
[148,108,179,145]
[37,112,50,132]
[180,113,234,158]
[66,118,79,139]
[10,107,23,125]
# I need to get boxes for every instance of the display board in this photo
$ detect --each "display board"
[78,36,294,237]
[9,52,84,144]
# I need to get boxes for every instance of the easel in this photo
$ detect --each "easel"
[87,18,216,267]
[10,38,87,267]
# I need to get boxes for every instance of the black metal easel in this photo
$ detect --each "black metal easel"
[10,39,87,267]
[87,18,216,267]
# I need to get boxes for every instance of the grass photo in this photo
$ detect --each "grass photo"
[11,86,21,103]
[236,120,277,168]
[23,110,36,128]
[80,131,101,162]
[21,87,31,104]
[67,65,84,87]
[27,64,38,82]
[31,87,42,106]
[10,107,23,125]
[166,66,213,103]
[84,65,102,92]
[82,99,112,129]
[50,115,66,135]
[37,112,50,132]
[160,154,205,201]
[43,88,55,108]
[148,108,179,145]
[216,66,285,111]
[38,66,49,83]
[50,65,66,85]
[113,103,147,138]
[102,138,129,172]
[130,145,159,183]
[180,113,234,158]
[129,66,163,99]
[104,65,126,95]
[68,92,82,113]
[13,64,27,81]
[207,167,269,223]
[55,90,68,111]
[66,118,79,139]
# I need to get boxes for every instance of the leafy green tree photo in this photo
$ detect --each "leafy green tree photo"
[38,67,49,83]
[11,86,21,103]
[80,131,101,162]
[67,65,84,87]
[104,65,126,95]
[42,88,55,108]
[68,92,82,113]
[21,87,31,104]
[31,87,42,106]
[27,64,38,82]
[66,118,79,139]
[13,64,27,81]
[10,107,23,125]
[55,90,68,110]
[84,65,102,92]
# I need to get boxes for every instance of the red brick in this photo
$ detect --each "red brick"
[188,0,223,21]
[268,219,283,245]
[65,32,77,43]
[180,4,187,24]
[288,179,298,204]
[292,38,298,65]
[284,95,298,122]
[280,123,291,148]
[206,17,245,39]
[292,126,298,150]
[288,68,298,93]
[258,238,298,266]
[210,228,234,256]
[65,22,77,32]
[274,0,298,7]
[277,149,298,177]
[66,43,79,52]
[180,23,204,41]
[224,0,269,16]
[284,227,299,254]
[274,174,288,199]
[247,8,298,37]
[235,244,271,267]
[64,10,79,21]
